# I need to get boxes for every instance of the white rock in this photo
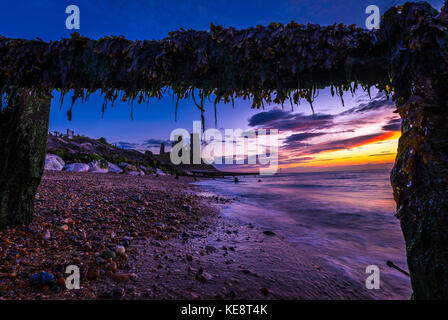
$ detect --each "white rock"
[127,171,143,176]
[88,160,108,173]
[64,163,90,172]
[115,246,126,256]
[45,154,65,171]
[156,168,166,176]
[108,162,123,173]
[118,162,131,169]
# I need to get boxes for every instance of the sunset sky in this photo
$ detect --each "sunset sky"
[1,0,443,172]
[245,92,401,172]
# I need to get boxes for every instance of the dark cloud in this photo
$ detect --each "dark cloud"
[142,138,171,147]
[340,94,395,115]
[285,132,393,156]
[248,109,294,126]
[116,141,139,149]
[382,118,401,131]
[114,139,171,152]
[248,109,334,132]
[284,132,327,143]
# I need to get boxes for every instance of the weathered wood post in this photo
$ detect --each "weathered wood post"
[0,89,51,229]
[392,89,448,299]
[383,2,448,299]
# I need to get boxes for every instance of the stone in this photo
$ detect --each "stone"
[155,168,166,176]
[106,261,118,272]
[118,162,134,169]
[88,160,109,173]
[108,162,123,173]
[102,250,116,260]
[154,222,165,230]
[112,273,131,283]
[42,230,51,240]
[119,162,138,173]
[95,256,106,265]
[115,245,126,256]
[263,230,276,236]
[30,272,55,287]
[182,204,192,212]
[140,165,153,174]
[196,272,213,283]
[64,163,89,172]
[87,268,99,280]
[112,286,125,298]
[260,287,270,296]
[45,154,65,171]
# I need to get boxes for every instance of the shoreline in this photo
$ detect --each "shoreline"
[0,171,408,299]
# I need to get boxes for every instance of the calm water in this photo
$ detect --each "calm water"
[194,169,411,298]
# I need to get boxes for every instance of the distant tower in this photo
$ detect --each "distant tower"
[160,142,165,154]
[67,128,74,140]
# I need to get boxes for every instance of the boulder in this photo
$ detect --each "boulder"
[156,168,166,176]
[88,160,109,173]
[127,171,145,176]
[29,272,55,287]
[118,162,138,172]
[64,163,89,172]
[140,165,153,174]
[108,162,123,173]
[45,154,65,171]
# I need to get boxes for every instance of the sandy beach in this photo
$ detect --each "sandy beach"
[0,171,408,299]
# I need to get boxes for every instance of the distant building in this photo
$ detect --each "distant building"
[160,142,165,154]
[67,129,74,139]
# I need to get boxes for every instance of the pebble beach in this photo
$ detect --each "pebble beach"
[0,171,408,300]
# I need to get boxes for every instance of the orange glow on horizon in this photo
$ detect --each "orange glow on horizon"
[350,131,400,149]
[281,131,401,170]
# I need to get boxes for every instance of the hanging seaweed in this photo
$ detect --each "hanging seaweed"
[0,16,394,120]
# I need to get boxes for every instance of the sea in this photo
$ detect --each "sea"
[194,169,411,298]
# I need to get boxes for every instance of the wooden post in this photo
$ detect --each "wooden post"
[391,89,448,299]
[0,89,51,229]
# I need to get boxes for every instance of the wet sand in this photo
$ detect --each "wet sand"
[130,199,409,300]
